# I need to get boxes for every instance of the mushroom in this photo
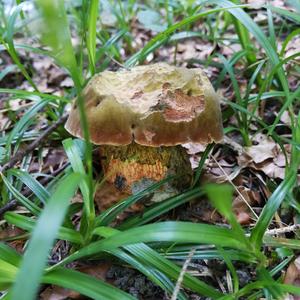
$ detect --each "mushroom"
[65,63,223,202]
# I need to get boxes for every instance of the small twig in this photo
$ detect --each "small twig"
[0,199,18,217]
[265,224,300,236]
[1,114,68,173]
[210,154,259,220]
[0,162,69,217]
[106,53,130,70]
[171,248,196,300]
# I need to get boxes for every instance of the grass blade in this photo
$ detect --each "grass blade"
[44,268,136,300]
[118,187,204,229]
[125,5,243,67]
[10,173,81,300]
[250,114,300,249]
[96,176,175,227]
[1,3,37,90]
[0,243,21,267]
[1,174,41,215]
[8,169,50,204]
[4,212,83,244]
[86,0,99,74]
[96,227,221,299]
[56,221,251,269]
[269,5,300,23]
[4,99,50,159]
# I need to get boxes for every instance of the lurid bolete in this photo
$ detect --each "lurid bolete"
[65,63,223,202]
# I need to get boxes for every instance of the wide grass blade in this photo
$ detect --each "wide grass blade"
[10,173,81,300]
[35,0,81,86]
[269,5,300,23]
[0,252,136,300]
[56,221,251,269]
[4,212,83,244]
[44,268,136,300]
[8,169,50,204]
[63,138,94,239]
[1,174,41,215]
[4,99,51,159]
[86,0,99,75]
[118,187,204,229]
[0,259,18,290]
[0,243,21,266]
[162,247,256,263]
[63,139,92,216]
[95,227,221,299]
[96,176,176,227]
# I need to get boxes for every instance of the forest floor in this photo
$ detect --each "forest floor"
[0,0,300,299]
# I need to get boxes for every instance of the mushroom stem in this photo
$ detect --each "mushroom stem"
[100,143,192,201]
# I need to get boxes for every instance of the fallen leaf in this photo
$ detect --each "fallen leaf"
[284,257,300,300]
[236,134,297,182]
[232,186,261,225]
[245,135,278,164]
[60,77,73,88]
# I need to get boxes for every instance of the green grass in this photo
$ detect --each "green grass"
[0,0,299,299]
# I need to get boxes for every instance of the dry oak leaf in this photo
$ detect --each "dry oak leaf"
[237,134,285,179]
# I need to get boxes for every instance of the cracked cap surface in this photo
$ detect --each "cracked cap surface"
[65,63,223,146]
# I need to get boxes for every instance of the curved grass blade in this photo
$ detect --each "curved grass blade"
[95,28,127,64]
[96,176,175,227]
[8,169,50,204]
[280,28,300,56]
[4,98,51,158]
[0,259,18,290]
[2,3,37,90]
[250,114,300,249]
[269,5,300,23]
[162,247,256,263]
[86,0,99,74]
[35,0,81,86]
[250,172,296,250]
[205,184,251,247]
[0,88,63,101]
[192,143,214,187]
[1,174,41,215]
[4,212,82,244]
[0,263,136,300]
[44,268,136,300]
[95,227,221,299]
[0,243,21,266]
[10,173,81,300]
[118,187,204,230]
[56,221,251,269]
[125,5,244,67]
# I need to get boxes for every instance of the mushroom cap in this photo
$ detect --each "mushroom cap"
[65,63,223,146]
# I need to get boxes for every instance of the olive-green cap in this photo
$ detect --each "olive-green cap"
[65,63,223,146]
